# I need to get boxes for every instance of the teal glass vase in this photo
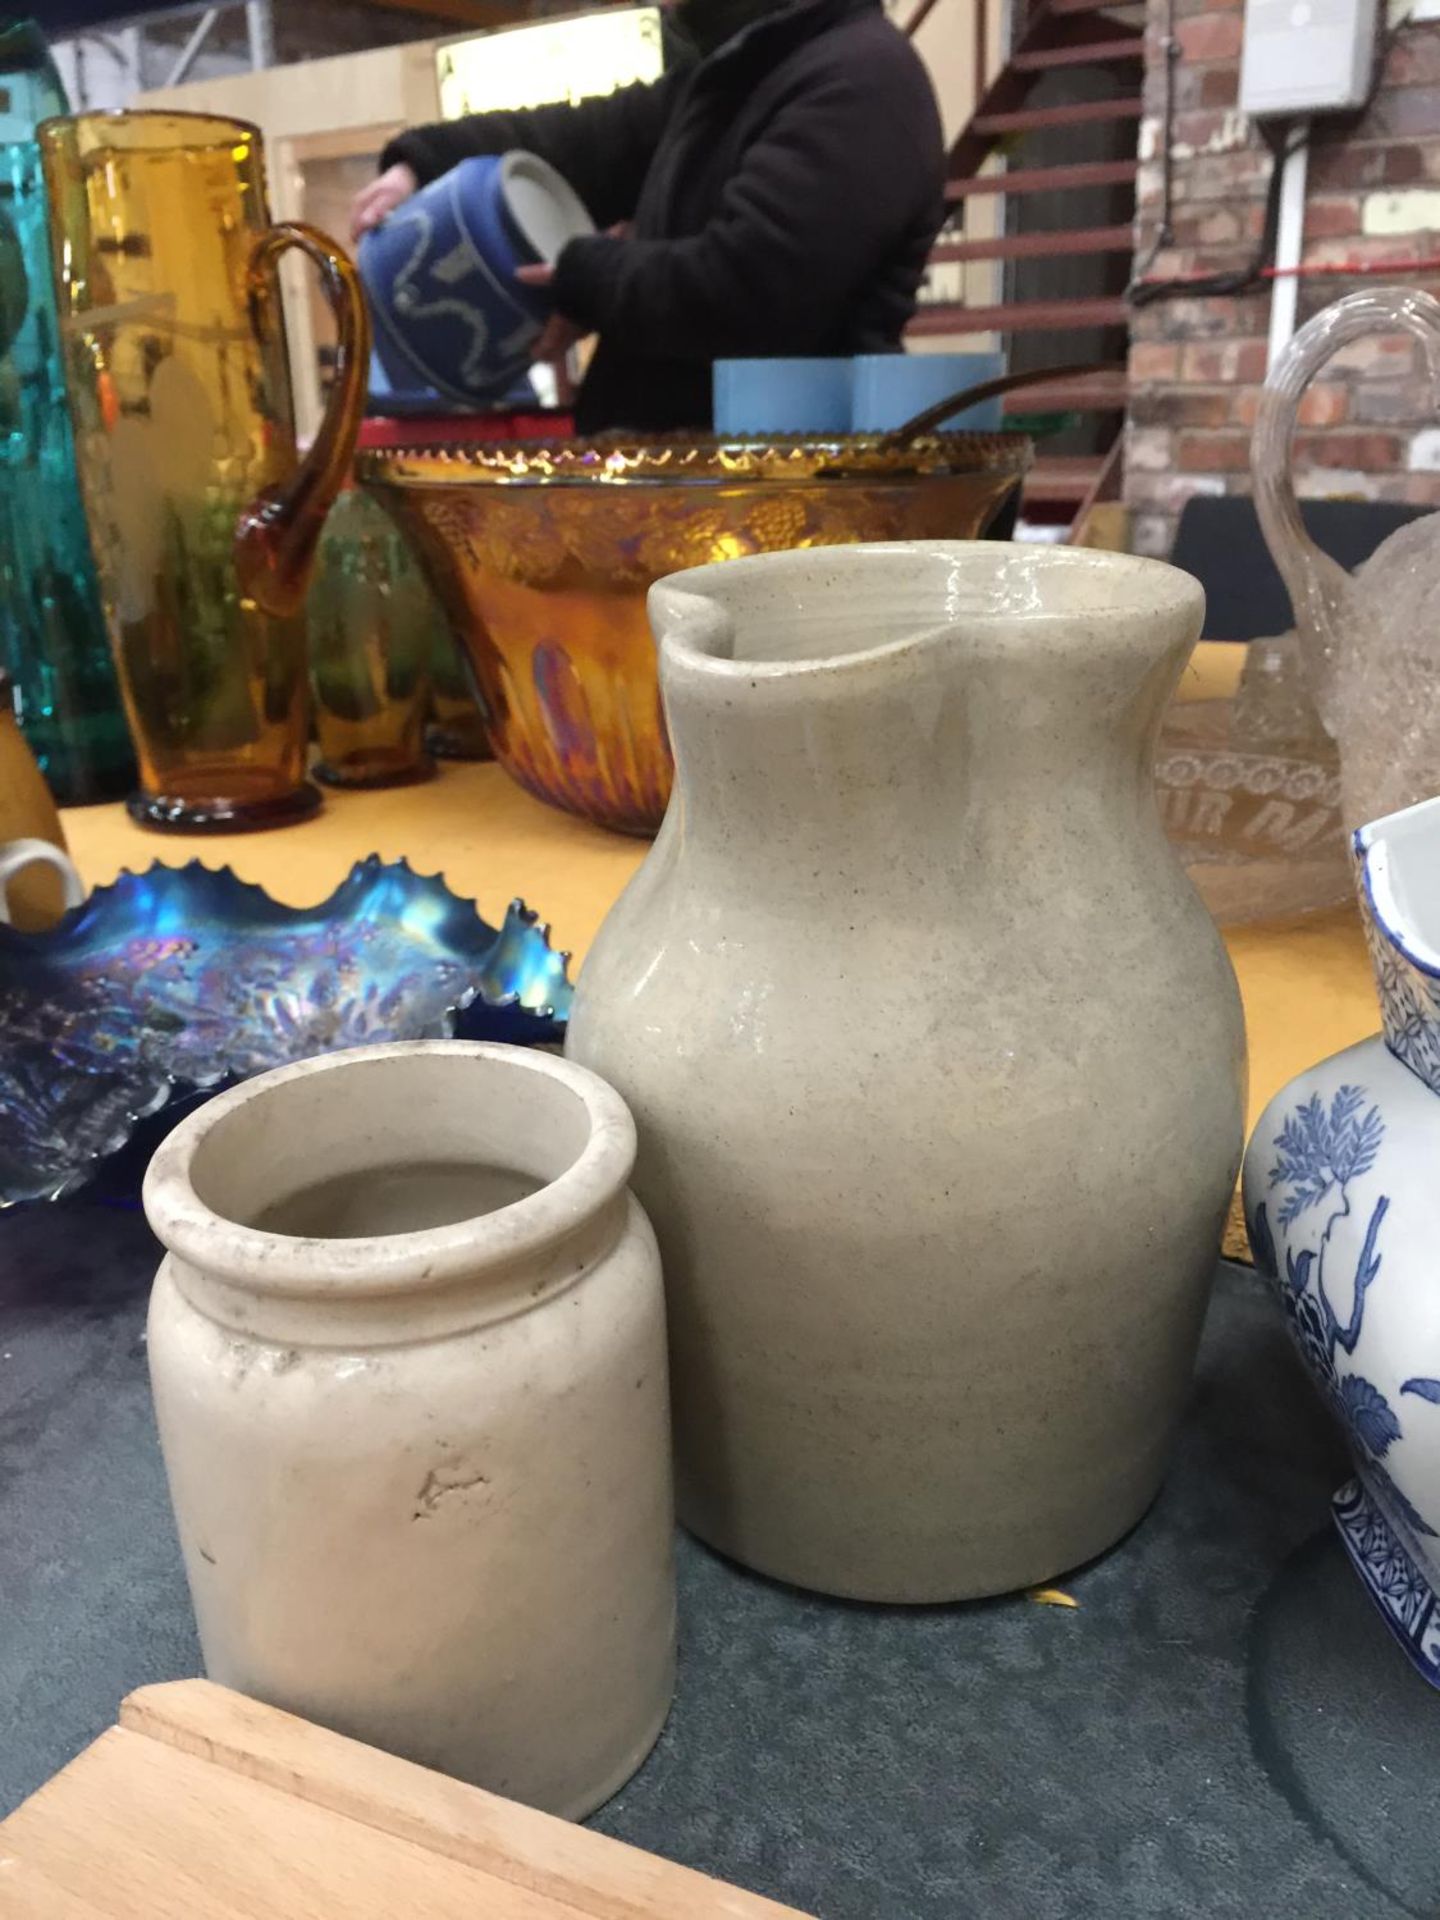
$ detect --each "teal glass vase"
[0,20,133,805]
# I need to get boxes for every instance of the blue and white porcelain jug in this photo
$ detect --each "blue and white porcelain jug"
[1244,793,1440,1683]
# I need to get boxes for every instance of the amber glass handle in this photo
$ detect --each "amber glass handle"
[233,221,371,619]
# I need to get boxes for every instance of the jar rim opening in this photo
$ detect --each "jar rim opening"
[142,1041,636,1300]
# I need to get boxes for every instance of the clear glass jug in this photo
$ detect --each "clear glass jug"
[1252,286,1440,828]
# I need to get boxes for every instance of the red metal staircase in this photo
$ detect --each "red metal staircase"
[908,0,1144,523]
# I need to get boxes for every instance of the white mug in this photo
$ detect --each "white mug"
[0,837,85,926]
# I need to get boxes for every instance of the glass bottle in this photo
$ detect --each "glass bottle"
[0,19,133,805]
[308,487,435,788]
[428,623,493,764]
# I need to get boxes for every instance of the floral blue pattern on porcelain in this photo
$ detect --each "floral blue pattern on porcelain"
[0,856,571,1207]
[1333,1481,1440,1680]
[1244,791,1440,1686]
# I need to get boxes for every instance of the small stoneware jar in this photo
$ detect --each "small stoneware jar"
[143,1040,675,1817]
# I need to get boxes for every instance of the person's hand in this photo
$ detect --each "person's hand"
[350,163,418,242]
[514,263,580,362]
[515,225,627,360]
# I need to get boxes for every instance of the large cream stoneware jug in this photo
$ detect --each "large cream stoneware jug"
[566,542,1247,1603]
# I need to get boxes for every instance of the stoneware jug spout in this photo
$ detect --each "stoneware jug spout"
[647,545,1198,887]
[570,541,1248,1604]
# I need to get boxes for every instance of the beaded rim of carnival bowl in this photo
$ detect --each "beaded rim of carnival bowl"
[357,430,1034,489]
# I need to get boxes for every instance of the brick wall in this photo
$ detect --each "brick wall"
[1125,1,1440,558]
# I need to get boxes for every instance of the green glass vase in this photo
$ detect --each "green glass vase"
[0,20,133,805]
[308,487,438,789]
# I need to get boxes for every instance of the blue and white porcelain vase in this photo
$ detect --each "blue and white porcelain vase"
[358,150,592,407]
[1244,791,1440,1684]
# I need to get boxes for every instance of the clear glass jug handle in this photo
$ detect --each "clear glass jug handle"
[1253,287,1440,729]
[232,222,371,619]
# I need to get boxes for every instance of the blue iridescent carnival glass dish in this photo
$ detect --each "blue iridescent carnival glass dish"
[0,856,571,1206]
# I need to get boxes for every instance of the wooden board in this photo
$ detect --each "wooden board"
[0,1681,812,1920]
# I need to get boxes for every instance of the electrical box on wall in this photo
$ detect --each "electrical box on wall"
[1239,0,1379,116]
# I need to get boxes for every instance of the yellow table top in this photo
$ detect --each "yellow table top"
[58,646,1382,1257]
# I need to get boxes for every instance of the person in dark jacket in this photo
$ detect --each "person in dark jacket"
[351,0,944,435]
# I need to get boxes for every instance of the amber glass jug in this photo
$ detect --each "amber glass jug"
[39,111,369,830]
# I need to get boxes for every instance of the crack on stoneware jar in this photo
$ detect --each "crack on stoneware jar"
[412,1462,491,1519]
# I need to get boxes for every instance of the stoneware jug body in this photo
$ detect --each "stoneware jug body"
[143,1040,676,1815]
[1244,794,1440,1685]
[1253,286,1440,829]
[566,542,1247,1602]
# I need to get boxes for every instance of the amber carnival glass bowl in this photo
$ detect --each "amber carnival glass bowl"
[359,432,1031,836]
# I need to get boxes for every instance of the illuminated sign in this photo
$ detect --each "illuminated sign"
[437,8,664,118]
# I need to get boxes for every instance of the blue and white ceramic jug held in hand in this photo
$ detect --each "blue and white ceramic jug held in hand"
[1253,286,1440,830]
[358,150,593,406]
[1244,795,1440,1685]
[568,541,1248,1604]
